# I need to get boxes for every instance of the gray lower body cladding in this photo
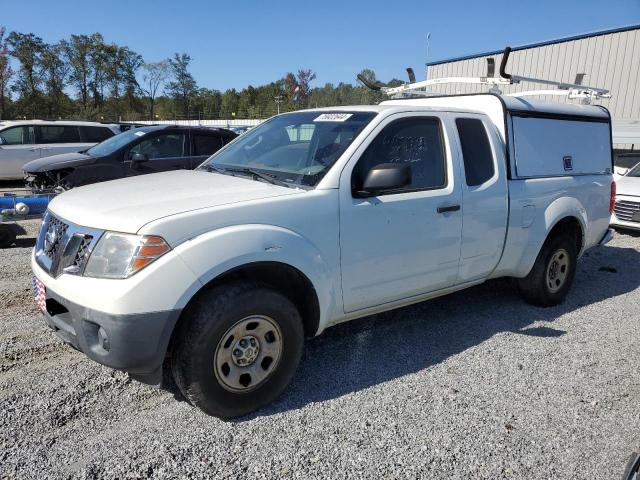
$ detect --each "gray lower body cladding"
[39,283,181,385]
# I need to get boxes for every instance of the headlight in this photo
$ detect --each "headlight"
[84,232,170,279]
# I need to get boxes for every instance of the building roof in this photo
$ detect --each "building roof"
[427,24,640,66]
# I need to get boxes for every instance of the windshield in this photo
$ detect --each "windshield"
[86,128,149,156]
[200,111,376,187]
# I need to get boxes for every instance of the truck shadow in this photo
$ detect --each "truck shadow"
[250,242,640,419]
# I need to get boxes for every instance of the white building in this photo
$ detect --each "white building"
[426,24,640,165]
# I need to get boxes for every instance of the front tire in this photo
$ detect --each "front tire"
[518,234,577,307]
[0,225,16,249]
[171,283,304,418]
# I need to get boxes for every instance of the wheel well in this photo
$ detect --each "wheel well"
[176,262,321,340]
[548,217,584,254]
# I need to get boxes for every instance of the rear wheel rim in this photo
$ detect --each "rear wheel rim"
[546,248,570,293]
[214,315,283,393]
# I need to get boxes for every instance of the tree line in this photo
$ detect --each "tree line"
[0,27,404,122]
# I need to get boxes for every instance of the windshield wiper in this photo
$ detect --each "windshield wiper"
[204,164,228,175]
[215,166,295,188]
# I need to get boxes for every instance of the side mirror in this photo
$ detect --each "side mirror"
[130,152,148,163]
[357,163,411,197]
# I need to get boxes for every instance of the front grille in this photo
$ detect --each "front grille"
[35,212,102,278]
[614,200,640,222]
[73,235,93,268]
[44,216,68,259]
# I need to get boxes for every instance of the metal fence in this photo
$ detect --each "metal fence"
[132,118,264,128]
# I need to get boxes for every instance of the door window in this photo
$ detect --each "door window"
[352,117,446,194]
[456,118,495,186]
[130,133,185,159]
[0,126,34,145]
[193,135,222,156]
[36,125,81,144]
[80,126,115,143]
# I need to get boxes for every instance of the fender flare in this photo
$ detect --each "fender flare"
[172,224,339,334]
[517,196,587,277]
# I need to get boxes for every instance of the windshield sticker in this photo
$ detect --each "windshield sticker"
[313,113,353,122]
[134,131,146,136]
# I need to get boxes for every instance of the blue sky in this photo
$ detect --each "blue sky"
[2,0,639,91]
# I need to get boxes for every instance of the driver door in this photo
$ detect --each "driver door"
[125,132,189,176]
[339,113,463,313]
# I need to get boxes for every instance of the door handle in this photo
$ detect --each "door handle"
[437,204,461,214]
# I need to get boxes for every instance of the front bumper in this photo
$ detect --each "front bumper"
[35,275,181,385]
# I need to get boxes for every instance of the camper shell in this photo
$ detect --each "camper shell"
[382,93,613,180]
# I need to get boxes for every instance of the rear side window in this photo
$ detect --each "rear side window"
[193,135,222,156]
[456,118,495,186]
[0,126,34,145]
[37,125,81,144]
[81,126,115,143]
[130,133,186,159]
[353,117,446,193]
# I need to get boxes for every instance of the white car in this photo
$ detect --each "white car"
[31,94,614,418]
[0,120,120,180]
[613,152,640,181]
[611,162,640,231]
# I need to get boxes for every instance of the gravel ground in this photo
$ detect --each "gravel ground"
[1,220,639,479]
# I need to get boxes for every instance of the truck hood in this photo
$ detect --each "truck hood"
[48,170,303,233]
[23,152,92,172]
[616,175,640,197]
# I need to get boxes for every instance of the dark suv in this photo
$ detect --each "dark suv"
[23,125,237,191]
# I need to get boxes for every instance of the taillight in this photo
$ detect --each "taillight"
[609,181,616,215]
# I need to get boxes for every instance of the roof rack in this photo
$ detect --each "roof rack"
[357,47,611,103]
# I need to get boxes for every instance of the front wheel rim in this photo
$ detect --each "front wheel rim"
[546,248,570,293]
[214,315,283,393]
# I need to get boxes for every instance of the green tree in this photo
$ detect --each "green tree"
[41,42,70,117]
[220,89,239,119]
[166,53,197,118]
[7,31,45,117]
[88,34,108,109]
[0,27,13,119]
[140,60,169,120]
[64,34,94,110]
[121,47,143,114]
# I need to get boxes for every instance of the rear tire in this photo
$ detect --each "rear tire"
[518,234,577,307]
[171,282,304,419]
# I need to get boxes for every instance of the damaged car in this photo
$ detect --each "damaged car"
[23,125,237,191]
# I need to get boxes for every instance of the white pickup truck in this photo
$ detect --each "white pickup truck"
[31,94,615,418]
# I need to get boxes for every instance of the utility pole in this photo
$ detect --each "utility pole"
[274,95,282,115]
[425,32,431,78]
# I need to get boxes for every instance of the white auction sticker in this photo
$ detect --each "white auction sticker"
[313,113,353,122]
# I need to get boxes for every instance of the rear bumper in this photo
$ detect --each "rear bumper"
[37,277,181,385]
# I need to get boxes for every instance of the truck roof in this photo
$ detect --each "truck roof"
[381,93,609,119]
[286,93,610,120]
